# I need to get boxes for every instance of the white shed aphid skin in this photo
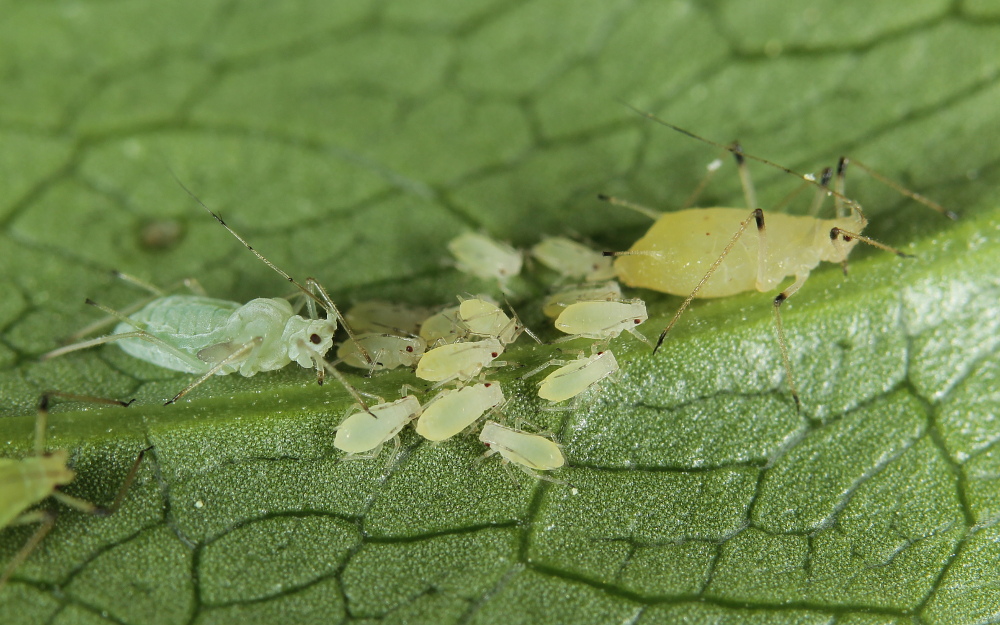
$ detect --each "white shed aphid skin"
[333,395,422,461]
[0,393,147,591]
[43,182,371,407]
[478,420,566,484]
[457,297,537,346]
[531,236,616,282]
[414,338,506,385]
[344,301,431,337]
[447,232,523,291]
[602,109,956,410]
[414,382,505,442]
[553,299,652,347]
[526,350,620,404]
[337,333,426,371]
[541,280,623,319]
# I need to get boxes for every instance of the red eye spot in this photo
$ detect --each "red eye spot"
[485,382,492,387]
[310,334,322,344]
[633,318,641,324]
[491,352,499,357]
[843,235,853,242]
[705,232,711,236]
[597,351,605,355]
[405,346,414,352]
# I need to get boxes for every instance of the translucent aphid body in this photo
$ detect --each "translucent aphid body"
[419,305,464,346]
[415,382,505,442]
[541,281,623,319]
[457,298,524,345]
[1,395,145,590]
[337,333,426,370]
[614,209,861,298]
[537,350,619,403]
[344,300,430,336]
[334,395,422,457]
[479,421,565,476]
[414,338,505,383]
[531,236,616,282]
[447,232,523,287]
[554,299,650,344]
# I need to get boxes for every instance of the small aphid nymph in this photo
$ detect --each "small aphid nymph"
[479,420,565,483]
[414,338,506,384]
[448,232,523,290]
[337,333,426,371]
[531,236,616,282]
[415,382,505,442]
[334,395,422,459]
[553,299,651,347]
[534,350,620,403]
[541,281,623,319]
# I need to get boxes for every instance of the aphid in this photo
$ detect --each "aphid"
[530,350,620,403]
[457,297,532,345]
[344,300,430,336]
[478,420,565,483]
[334,395,422,460]
[414,338,505,385]
[419,304,465,346]
[415,382,505,442]
[604,110,956,409]
[531,236,616,282]
[43,184,369,406]
[337,333,426,371]
[447,232,523,291]
[0,394,146,590]
[553,299,652,347]
[541,280,623,319]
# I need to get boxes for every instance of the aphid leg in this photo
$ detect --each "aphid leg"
[398,383,424,398]
[520,359,569,380]
[807,167,835,217]
[732,143,758,211]
[0,512,57,590]
[830,227,915,260]
[304,344,373,413]
[846,159,958,221]
[653,209,764,353]
[625,325,654,349]
[383,436,402,471]
[165,338,261,405]
[596,194,662,220]
[511,461,567,486]
[772,274,807,412]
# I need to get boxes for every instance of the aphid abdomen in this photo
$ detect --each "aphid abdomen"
[538,351,618,402]
[216,298,300,374]
[334,396,422,455]
[0,453,74,528]
[415,382,504,441]
[479,421,565,471]
[115,295,241,373]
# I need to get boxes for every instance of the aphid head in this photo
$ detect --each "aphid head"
[285,316,337,367]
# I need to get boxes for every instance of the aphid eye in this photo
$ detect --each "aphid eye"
[597,351,605,355]
[843,235,853,242]
[405,346,414,352]
[485,382,492,387]
[310,333,322,344]
[633,318,641,324]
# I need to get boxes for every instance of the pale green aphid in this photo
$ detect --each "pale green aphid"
[415,338,505,384]
[541,280,623,319]
[457,297,527,345]
[0,395,145,591]
[419,304,464,346]
[478,420,565,482]
[532,350,619,403]
[554,299,652,347]
[43,187,368,406]
[447,232,523,290]
[531,236,616,282]
[337,333,426,371]
[334,395,422,459]
[415,382,505,442]
[344,300,431,336]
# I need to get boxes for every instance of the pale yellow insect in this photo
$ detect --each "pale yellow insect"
[553,299,652,347]
[604,111,956,409]
[541,281,623,319]
[478,421,565,483]
[447,232,523,291]
[415,382,505,442]
[344,300,431,336]
[337,333,426,371]
[457,297,532,345]
[530,350,620,403]
[334,395,422,460]
[414,338,505,385]
[531,236,616,282]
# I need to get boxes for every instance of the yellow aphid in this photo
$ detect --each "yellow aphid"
[531,236,616,282]
[415,382,505,441]
[479,421,565,482]
[337,333,426,370]
[554,299,651,346]
[334,395,422,459]
[457,297,526,345]
[535,350,619,403]
[414,338,505,384]
[344,300,431,336]
[541,281,623,319]
[447,232,523,289]
[603,111,956,410]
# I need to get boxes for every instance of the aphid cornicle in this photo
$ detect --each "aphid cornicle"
[604,111,956,409]
[478,421,566,483]
[43,184,370,407]
[415,382,505,442]
[0,394,146,591]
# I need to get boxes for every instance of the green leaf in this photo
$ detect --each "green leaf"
[2,1,999,624]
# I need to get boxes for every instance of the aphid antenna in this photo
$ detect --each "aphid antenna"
[845,158,958,221]
[169,172,372,363]
[619,103,867,219]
